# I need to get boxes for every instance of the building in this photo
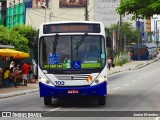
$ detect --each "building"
[0,0,138,30]
[0,0,25,28]
[25,0,93,29]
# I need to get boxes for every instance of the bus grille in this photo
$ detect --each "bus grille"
[54,74,91,80]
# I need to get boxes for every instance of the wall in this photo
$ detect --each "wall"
[93,0,120,27]
[25,0,94,29]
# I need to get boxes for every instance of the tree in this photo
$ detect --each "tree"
[10,25,38,48]
[8,30,29,52]
[106,22,141,51]
[0,25,38,53]
[0,25,10,45]
[117,0,160,19]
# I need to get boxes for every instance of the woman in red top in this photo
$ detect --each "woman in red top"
[21,61,28,86]
[130,52,133,61]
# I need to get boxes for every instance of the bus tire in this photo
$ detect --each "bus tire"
[98,96,106,105]
[44,97,52,105]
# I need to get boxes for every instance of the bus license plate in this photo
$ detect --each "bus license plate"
[67,90,79,94]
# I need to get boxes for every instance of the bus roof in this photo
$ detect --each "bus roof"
[39,21,105,35]
[40,21,104,26]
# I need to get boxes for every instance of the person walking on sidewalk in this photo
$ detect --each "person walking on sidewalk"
[21,61,28,86]
[130,52,133,61]
[28,62,33,83]
[107,57,112,70]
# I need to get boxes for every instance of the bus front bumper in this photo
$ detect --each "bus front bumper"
[39,81,107,97]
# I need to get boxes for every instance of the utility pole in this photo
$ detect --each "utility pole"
[156,20,160,47]
[124,34,126,53]
[156,20,157,42]
[154,19,156,41]
[155,20,160,41]
[138,33,140,60]
[138,18,140,60]
[119,15,122,52]
[85,0,89,21]
[11,0,14,27]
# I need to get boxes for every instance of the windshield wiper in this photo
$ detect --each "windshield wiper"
[75,33,88,49]
[53,34,59,54]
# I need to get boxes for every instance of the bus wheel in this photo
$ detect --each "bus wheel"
[98,96,106,105]
[44,97,52,105]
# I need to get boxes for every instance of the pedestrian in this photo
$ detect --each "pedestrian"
[3,67,17,88]
[21,61,28,86]
[130,52,133,61]
[107,57,112,70]
[9,67,18,88]
[14,64,20,74]
[28,62,33,83]
[10,61,15,70]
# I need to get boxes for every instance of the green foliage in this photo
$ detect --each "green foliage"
[113,53,128,66]
[0,25,10,45]
[117,0,160,19]
[0,25,37,52]
[10,25,38,47]
[8,30,29,52]
[106,22,141,45]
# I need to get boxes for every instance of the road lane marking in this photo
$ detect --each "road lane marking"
[155,117,160,120]
[144,75,147,77]
[124,84,129,86]
[49,107,61,111]
[113,87,120,89]
[132,81,136,83]
[43,107,62,115]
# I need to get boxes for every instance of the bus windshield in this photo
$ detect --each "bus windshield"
[39,35,106,71]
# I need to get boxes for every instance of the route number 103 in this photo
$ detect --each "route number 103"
[55,81,65,85]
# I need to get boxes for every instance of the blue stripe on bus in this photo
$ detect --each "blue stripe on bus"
[39,81,107,97]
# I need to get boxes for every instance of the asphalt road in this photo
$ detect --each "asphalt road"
[0,60,160,120]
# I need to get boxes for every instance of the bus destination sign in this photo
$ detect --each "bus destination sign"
[43,23,100,34]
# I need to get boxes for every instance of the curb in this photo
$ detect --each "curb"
[1,57,159,99]
[135,57,160,69]
[0,88,39,99]
[108,57,160,75]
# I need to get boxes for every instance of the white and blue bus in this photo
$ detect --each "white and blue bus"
[38,21,108,105]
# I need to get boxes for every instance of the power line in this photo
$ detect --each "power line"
[27,9,73,21]
[88,0,99,13]
[26,9,35,27]
[29,7,83,18]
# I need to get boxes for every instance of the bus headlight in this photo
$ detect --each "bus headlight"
[39,76,50,84]
[39,76,47,83]
[91,76,107,86]
[98,76,105,83]
[96,76,106,83]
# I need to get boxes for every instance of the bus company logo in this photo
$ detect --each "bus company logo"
[2,112,12,117]
[70,75,75,80]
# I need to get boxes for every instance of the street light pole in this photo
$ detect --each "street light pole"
[42,2,46,23]
[156,20,160,41]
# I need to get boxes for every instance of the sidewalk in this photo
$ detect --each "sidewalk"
[0,54,160,99]
[0,82,39,99]
[108,54,160,75]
